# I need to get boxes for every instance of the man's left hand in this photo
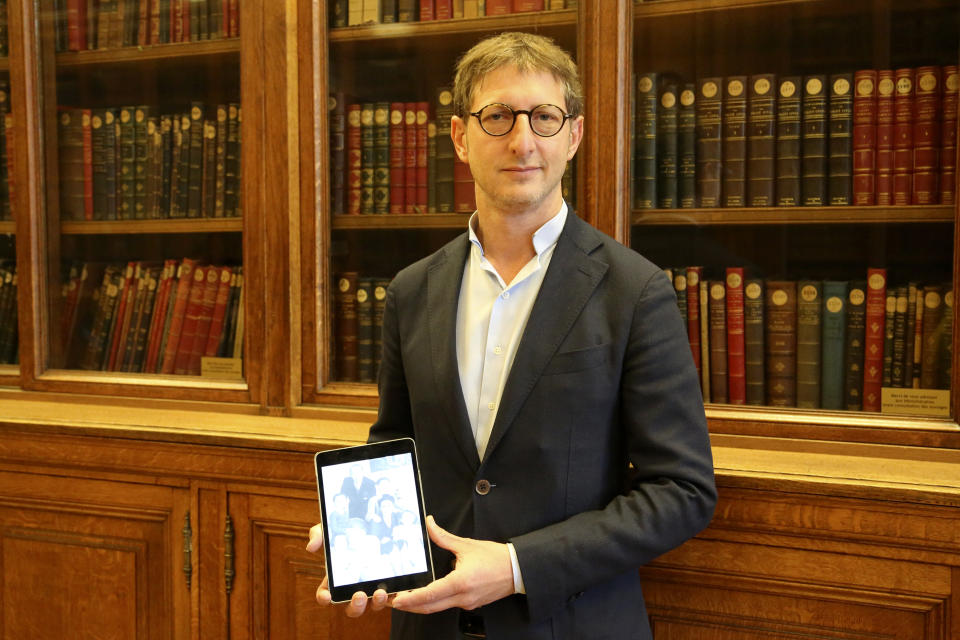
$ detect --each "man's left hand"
[391,515,516,614]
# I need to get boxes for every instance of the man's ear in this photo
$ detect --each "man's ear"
[451,115,469,162]
[566,115,584,161]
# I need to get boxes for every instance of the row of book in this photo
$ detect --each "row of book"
[62,258,244,375]
[333,272,391,383]
[670,267,953,412]
[0,263,17,365]
[55,0,240,53]
[329,92,575,215]
[58,102,242,221]
[332,0,574,27]
[635,65,959,210]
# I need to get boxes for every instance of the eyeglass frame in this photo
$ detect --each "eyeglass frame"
[467,103,575,138]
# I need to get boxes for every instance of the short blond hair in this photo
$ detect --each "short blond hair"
[452,32,583,119]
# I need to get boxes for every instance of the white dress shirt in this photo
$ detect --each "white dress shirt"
[455,202,568,595]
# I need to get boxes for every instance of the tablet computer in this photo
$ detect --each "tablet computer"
[313,438,434,603]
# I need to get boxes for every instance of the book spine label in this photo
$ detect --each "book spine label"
[695,78,723,207]
[801,76,828,206]
[722,76,747,207]
[747,74,776,207]
[828,74,853,205]
[775,77,802,206]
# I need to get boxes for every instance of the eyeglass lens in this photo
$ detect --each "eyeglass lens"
[477,104,566,137]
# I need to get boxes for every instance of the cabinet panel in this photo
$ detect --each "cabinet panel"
[0,470,190,640]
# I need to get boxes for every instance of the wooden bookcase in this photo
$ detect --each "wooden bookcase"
[0,1,957,639]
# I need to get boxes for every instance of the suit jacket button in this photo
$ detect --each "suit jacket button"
[475,479,491,495]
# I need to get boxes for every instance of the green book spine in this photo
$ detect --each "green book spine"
[695,77,723,207]
[677,83,697,208]
[656,79,679,209]
[828,73,854,205]
[802,75,828,206]
[634,72,658,209]
[775,76,802,206]
[796,280,822,408]
[722,76,747,207]
[186,102,205,218]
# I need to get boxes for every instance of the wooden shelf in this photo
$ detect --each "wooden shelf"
[632,0,946,19]
[0,57,8,73]
[0,221,14,234]
[631,205,955,226]
[54,38,240,69]
[60,218,242,235]
[331,213,469,230]
[329,9,576,43]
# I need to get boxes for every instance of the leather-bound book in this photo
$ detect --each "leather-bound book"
[201,119,217,218]
[389,102,406,214]
[402,103,417,213]
[696,77,723,207]
[746,74,776,207]
[224,103,240,217]
[677,83,697,208]
[427,120,436,212]
[514,0,544,10]
[185,266,222,374]
[765,280,797,407]
[743,278,765,405]
[105,262,138,372]
[672,268,687,335]
[828,73,853,205]
[685,267,703,379]
[144,259,177,373]
[796,280,822,409]
[329,94,346,215]
[435,0,452,19]
[435,88,456,213]
[904,283,918,387]
[133,105,152,219]
[634,72,658,210]
[175,113,193,218]
[775,76,802,206]
[372,278,391,370]
[335,272,359,381]
[699,278,710,401]
[852,70,878,205]
[919,284,944,389]
[657,79,679,209]
[128,265,162,372]
[216,270,240,358]
[360,103,375,213]
[937,288,953,389]
[722,76,747,207]
[356,277,375,383]
[485,0,511,14]
[842,281,867,410]
[890,285,908,387]
[174,265,211,375]
[186,103,205,218]
[398,0,417,21]
[202,266,233,358]
[160,258,198,374]
[382,0,398,23]
[940,66,958,204]
[912,66,941,205]
[373,102,391,214]
[346,103,362,214]
[454,159,475,213]
[118,106,139,219]
[862,268,887,411]
[875,70,895,205]
[801,75,828,206]
[58,107,87,221]
[415,102,429,212]
[820,281,847,409]
[708,281,727,403]
[893,67,915,205]
[420,0,434,21]
[91,109,110,220]
[725,268,746,405]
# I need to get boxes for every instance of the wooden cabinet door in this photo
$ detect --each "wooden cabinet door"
[227,490,391,640]
[0,470,191,640]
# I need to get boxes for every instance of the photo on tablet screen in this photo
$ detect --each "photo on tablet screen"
[320,453,428,588]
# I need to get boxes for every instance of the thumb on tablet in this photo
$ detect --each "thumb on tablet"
[306,522,324,553]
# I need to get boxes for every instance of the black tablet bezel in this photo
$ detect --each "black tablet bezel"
[313,437,434,603]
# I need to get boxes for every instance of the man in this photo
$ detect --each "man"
[308,31,716,640]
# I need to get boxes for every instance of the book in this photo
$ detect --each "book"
[133,105,151,218]
[402,103,417,214]
[335,272,359,381]
[842,281,867,410]
[919,284,944,389]
[708,281,727,403]
[941,66,958,204]
[695,77,723,207]
[775,76,802,206]
[875,70,895,205]
[904,282,918,387]
[453,159,476,213]
[852,70,878,205]
[415,103,429,213]
[359,102,375,214]
[224,103,240,217]
[893,67,915,205]
[174,265,210,375]
[434,88,455,213]
[862,268,887,411]
[347,103,362,214]
[186,265,221,374]
[796,280,822,409]
[356,277,375,383]
[827,73,853,205]
[160,258,198,374]
[913,66,941,205]
[656,79,678,209]
[685,267,703,381]
[372,278,390,370]
[186,102,205,218]
[677,84,697,208]
[801,75,828,206]
[725,268,746,405]
[820,281,847,410]
[722,76,747,207]
[882,289,895,387]
[765,281,797,407]
[890,285,908,388]
[938,288,953,389]
[203,266,233,357]
[373,102,390,214]
[634,72,658,209]
[743,278,765,405]
[699,278,710,401]
[58,108,86,220]
[746,74,776,207]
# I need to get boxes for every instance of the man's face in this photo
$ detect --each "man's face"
[451,65,583,217]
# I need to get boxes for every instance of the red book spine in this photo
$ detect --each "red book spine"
[913,66,941,204]
[725,267,746,405]
[419,0,435,21]
[188,266,221,374]
[66,0,87,51]
[389,103,406,214]
[416,101,429,211]
[513,0,544,10]
[862,268,887,411]
[852,70,878,205]
[174,265,209,375]
[107,262,137,371]
[403,103,418,213]
[453,160,475,213]
[81,109,94,220]
[172,0,183,42]
[893,68,915,205]
[347,103,362,214]
[160,258,198,374]
[435,0,452,19]
[182,0,191,41]
[203,267,233,357]
[486,0,512,14]
[941,66,958,205]
[876,70,895,205]
[138,0,150,46]
[685,267,703,375]
[229,0,239,37]
[144,259,176,373]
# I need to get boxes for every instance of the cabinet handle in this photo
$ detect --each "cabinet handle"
[224,514,235,594]
[182,511,193,590]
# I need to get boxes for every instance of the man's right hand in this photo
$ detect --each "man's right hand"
[306,523,392,617]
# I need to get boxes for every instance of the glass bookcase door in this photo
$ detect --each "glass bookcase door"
[630,0,958,424]
[36,1,244,383]
[313,2,579,402]
[0,1,15,379]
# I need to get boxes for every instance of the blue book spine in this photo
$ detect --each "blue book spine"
[678,83,697,208]
[820,280,848,409]
[634,72,658,209]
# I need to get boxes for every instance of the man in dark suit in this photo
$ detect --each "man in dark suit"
[309,31,716,639]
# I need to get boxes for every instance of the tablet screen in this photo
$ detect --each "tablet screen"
[314,438,434,601]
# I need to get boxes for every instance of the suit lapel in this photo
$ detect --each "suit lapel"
[482,215,609,463]
[426,235,482,470]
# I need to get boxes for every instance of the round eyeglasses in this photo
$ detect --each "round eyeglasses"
[469,103,573,137]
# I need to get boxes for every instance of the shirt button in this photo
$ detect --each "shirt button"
[502,291,510,299]
[487,402,495,410]
[493,346,503,355]
[475,479,492,495]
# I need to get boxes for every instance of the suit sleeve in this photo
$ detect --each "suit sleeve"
[368,285,415,444]
[511,269,717,622]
